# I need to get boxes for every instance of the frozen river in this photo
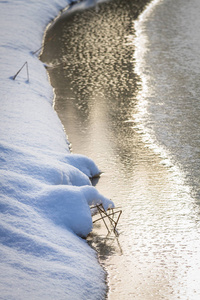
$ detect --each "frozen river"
[41,0,200,298]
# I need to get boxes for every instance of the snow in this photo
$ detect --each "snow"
[0,0,114,299]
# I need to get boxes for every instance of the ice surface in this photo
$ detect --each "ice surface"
[0,0,113,299]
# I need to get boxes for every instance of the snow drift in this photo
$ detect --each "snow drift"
[0,0,114,299]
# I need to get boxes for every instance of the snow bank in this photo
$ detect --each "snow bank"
[0,0,114,299]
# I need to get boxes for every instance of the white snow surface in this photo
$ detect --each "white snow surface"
[0,0,114,299]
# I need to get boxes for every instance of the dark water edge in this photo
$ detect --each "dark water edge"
[40,0,151,161]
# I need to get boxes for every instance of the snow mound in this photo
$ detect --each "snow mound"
[0,0,113,299]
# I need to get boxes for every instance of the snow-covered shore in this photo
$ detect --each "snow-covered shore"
[0,1,114,299]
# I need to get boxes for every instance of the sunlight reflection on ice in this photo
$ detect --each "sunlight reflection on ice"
[133,0,193,199]
[132,2,200,298]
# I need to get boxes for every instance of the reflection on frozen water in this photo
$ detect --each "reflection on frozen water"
[41,0,200,299]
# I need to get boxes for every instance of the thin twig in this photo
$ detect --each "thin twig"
[32,34,56,55]
[26,61,29,82]
[97,206,110,233]
[12,61,29,82]
[92,204,122,236]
